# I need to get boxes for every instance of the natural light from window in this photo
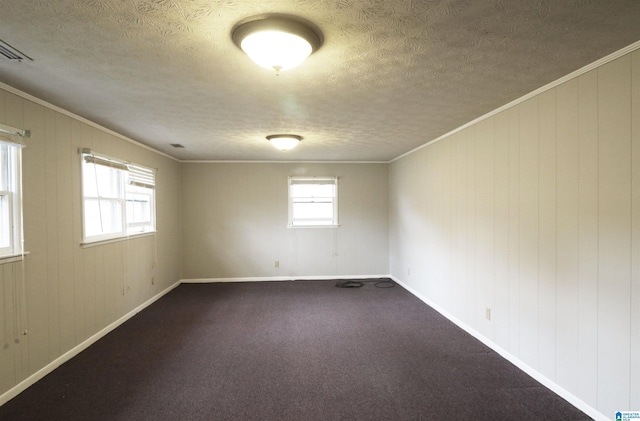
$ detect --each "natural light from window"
[0,141,23,258]
[288,176,338,227]
[81,150,155,243]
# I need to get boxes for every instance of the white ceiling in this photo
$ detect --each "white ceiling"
[0,0,639,162]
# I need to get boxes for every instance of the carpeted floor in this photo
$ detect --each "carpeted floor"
[0,280,591,420]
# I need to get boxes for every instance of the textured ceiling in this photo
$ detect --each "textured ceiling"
[0,0,639,161]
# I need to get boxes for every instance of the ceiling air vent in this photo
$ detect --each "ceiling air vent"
[0,39,32,62]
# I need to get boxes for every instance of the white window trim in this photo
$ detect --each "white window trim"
[288,176,339,228]
[80,232,155,248]
[80,149,156,245]
[0,190,14,255]
[0,139,24,259]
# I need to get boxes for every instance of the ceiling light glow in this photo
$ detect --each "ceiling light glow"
[232,15,323,75]
[267,134,302,151]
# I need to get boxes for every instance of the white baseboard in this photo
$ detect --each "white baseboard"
[3,274,603,420]
[1,275,388,406]
[389,275,607,421]
[181,274,391,283]
[0,280,181,407]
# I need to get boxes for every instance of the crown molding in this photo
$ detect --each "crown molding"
[0,81,179,162]
[391,39,640,163]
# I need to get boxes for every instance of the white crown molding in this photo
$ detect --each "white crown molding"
[390,39,640,163]
[0,81,179,162]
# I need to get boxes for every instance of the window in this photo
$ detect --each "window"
[0,140,23,258]
[288,176,338,227]
[81,149,155,243]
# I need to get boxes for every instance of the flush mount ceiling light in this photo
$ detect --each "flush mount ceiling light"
[267,134,302,151]
[232,14,323,75]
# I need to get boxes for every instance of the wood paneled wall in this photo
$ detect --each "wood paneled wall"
[389,51,640,417]
[0,87,182,398]
[180,163,389,280]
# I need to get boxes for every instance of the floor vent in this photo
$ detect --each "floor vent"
[0,39,32,62]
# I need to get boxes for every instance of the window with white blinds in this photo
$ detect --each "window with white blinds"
[288,176,338,227]
[80,149,156,243]
[0,139,23,257]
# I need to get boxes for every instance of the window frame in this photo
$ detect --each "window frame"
[80,149,156,244]
[0,140,24,259]
[288,176,339,228]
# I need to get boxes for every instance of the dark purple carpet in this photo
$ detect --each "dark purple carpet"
[0,280,591,420]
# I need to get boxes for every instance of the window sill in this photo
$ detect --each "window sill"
[81,231,156,248]
[288,224,340,229]
[0,251,29,265]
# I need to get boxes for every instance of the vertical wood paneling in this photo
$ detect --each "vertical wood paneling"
[577,69,600,406]
[43,107,61,360]
[0,86,181,402]
[465,126,477,325]
[494,111,510,349]
[55,114,76,352]
[23,100,50,372]
[103,243,123,322]
[13,263,27,381]
[597,56,632,414]
[441,139,453,311]
[388,48,640,418]
[71,120,88,341]
[507,106,521,356]
[430,147,440,298]
[94,247,106,329]
[434,139,448,304]
[555,78,580,394]
[630,49,640,410]
[538,90,557,379]
[1,264,20,385]
[0,264,15,393]
[519,97,540,368]
[424,145,436,298]
[475,119,495,337]
[452,131,467,319]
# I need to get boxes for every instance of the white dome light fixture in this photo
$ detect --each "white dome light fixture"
[232,15,323,75]
[267,134,302,151]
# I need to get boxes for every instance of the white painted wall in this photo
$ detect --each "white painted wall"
[181,162,389,279]
[0,86,182,399]
[389,51,640,418]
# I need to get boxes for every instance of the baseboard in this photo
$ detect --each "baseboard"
[181,274,391,283]
[0,280,182,407]
[2,275,389,407]
[6,274,600,419]
[389,275,607,421]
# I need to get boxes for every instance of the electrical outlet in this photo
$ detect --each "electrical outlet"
[407,268,411,275]
[275,260,280,268]
[486,307,491,321]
